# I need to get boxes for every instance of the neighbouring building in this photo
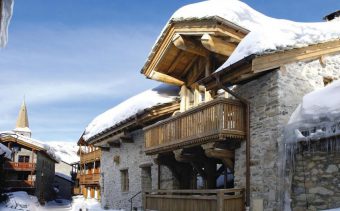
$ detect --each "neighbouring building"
[81,85,179,210]
[0,101,58,203]
[138,1,340,211]
[76,138,101,200]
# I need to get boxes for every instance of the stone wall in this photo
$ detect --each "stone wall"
[101,129,175,210]
[291,148,340,210]
[233,52,340,211]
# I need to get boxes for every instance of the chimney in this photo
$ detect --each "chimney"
[323,10,340,22]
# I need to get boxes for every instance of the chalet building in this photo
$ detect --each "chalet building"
[54,160,74,199]
[0,101,58,203]
[76,139,101,200]
[80,85,179,210]
[138,1,340,211]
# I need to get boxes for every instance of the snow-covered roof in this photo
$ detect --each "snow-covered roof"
[286,80,340,142]
[158,0,340,71]
[0,131,60,162]
[55,172,73,182]
[0,142,11,159]
[83,84,179,141]
[45,141,79,164]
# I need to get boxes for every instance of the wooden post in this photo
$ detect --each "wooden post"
[216,190,224,211]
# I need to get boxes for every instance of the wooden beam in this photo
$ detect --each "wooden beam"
[186,58,205,86]
[201,33,236,57]
[172,34,209,57]
[252,39,340,73]
[149,71,184,86]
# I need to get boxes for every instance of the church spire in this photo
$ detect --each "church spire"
[14,99,31,137]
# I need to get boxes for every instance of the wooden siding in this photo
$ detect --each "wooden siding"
[5,180,35,188]
[4,161,36,171]
[144,189,244,211]
[79,173,100,185]
[144,98,246,154]
[80,149,101,164]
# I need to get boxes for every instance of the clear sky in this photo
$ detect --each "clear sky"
[0,0,339,142]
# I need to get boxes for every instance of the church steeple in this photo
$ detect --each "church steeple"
[13,99,31,137]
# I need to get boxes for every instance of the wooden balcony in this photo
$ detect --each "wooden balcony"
[144,98,246,154]
[79,173,100,185]
[144,189,244,211]
[5,180,35,189]
[80,149,101,164]
[3,162,36,171]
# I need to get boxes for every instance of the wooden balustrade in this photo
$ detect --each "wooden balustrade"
[5,180,35,188]
[78,173,100,185]
[3,162,36,171]
[80,149,101,164]
[144,188,244,211]
[144,98,246,154]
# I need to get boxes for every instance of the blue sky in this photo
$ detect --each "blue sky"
[0,0,339,142]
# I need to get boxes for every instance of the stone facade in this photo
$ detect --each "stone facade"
[291,147,340,210]
[101,129,175,210]
[233,53,340,211]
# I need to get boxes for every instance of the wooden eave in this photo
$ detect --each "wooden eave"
[141,18,248,86]
[87,101,180,145]
[200,39,340,90]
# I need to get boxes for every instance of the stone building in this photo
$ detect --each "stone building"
[0,101,58,203]
[80,85,179,210]
[138,1,340,211]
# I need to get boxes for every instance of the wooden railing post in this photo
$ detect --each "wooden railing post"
[217,189,224,211]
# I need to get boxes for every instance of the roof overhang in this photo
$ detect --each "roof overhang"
[141,17,249,86]
[200,39,340,90]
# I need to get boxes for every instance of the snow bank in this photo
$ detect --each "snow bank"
[166,0,340,71]
[0,142,11,159]
[83,84,179,141]
[286,80,340,142]
[0,0,14,47]
[0,191,40,211]
[71,196,123,211]
[45,141,79,164]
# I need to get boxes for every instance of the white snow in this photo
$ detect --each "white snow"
[45,141,79,164]
[55,172,73,182]
[13,127,31,133]
[165,0,340,71]
[0,142,11,159]
[0,131,60,162]
[0,192,123,211]
[83,84,179,141]
[287,80,340,142]
[0,0,14,47]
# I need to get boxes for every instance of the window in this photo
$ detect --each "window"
[121,169,129,192]
[18,155,29,163]
[141,166,152,191]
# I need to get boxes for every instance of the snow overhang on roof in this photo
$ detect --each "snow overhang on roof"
[286,80,340,143]
[142,0,340,88]
[82,84,180,143]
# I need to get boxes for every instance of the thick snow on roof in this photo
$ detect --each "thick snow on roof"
[45,141,79,163]
[83,84,179,141]
[287,80,340,142]
[0,131,60,162]
[169,0,340,71]
[0,142,11,159]
[55,172,73,182]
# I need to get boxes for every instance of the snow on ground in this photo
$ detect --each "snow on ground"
[83,84,179,141]
[0,142,11,159]
[161,0,340,71]
[0,192,123,211]
[45,141,79,164]
[286,80,340,142]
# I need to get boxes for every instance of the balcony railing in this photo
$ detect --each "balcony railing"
[5,180,35,189]
[79,173,100,185]
[80,149,101,164]
[3,162,36,171]
[144,189,244,211]
[144,98,246,154]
